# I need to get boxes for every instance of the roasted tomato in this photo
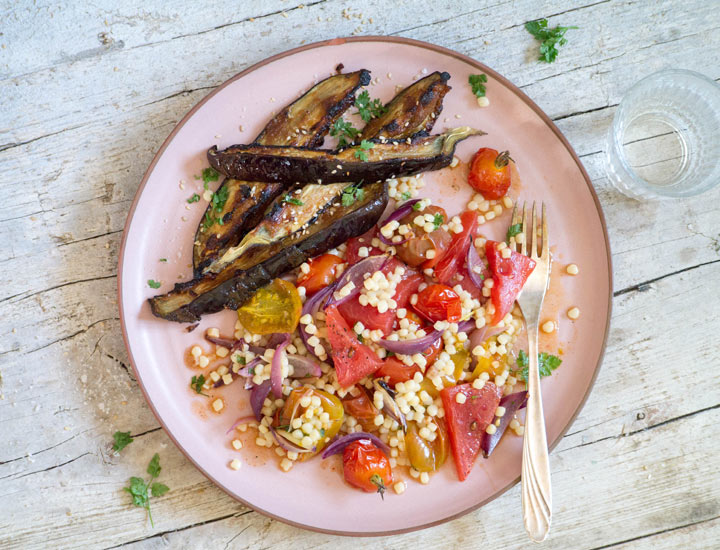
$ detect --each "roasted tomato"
[274,387,344,458]
[337,257,422,335]
[468,148,512,199]
[440,382,503,481]
[237,278,302,334]
[297,253,344,295]
[396,205,453,268]
[404,419,449,472]
[414,283,462,323]
[345,227,383,265]
[485,240,536,325]
[434,211,479,285]
[342,439,393,497]
[375,357,421,387]
[325,305,383,387]
[342,388,379,432]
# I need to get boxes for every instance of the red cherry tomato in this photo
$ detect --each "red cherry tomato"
[434,211,479,285]
[342,439,393,497]
[468,148,512,199]
[297,253,344,295]
[414,284,462,323]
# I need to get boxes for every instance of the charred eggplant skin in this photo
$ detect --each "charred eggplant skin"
[255,69,371,148]
[149,182,388,323]
[193,69,371,274]
[361,71,450,140]
[207,127,485,184]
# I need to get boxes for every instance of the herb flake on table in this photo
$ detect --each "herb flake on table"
[525,18,578,63]
[354,90,386,122]
[112,431,134,452]
[123,453,170,527]
[517,350,563,382]
[469,74,488,98]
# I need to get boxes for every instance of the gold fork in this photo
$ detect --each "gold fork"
[510,202,552,541]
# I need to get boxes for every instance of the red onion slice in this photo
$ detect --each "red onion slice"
[271,428,316,453]
[250,380,272,421]
[225,415,256,434]
[270,333,291,398]
[325,254,390,307]
[299,282,336,358]
[466,243,490,290]
[481,390,528,458]
[321,432,391,459]
[287,354,322,378]
[377,199,421,245]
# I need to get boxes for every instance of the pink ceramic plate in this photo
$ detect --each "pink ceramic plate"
[118,36,612,535]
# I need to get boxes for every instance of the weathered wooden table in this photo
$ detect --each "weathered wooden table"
[2,1,719,548]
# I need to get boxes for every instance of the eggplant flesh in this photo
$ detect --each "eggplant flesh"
[360,71,450,141]
[193,69,371,274]
[207,127,485,185]
[149,181,388,323]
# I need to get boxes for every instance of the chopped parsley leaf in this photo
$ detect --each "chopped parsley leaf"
[112,431,134,452]
[469,74,488,98]
[147,279,161,289]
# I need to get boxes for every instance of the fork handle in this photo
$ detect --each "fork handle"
[521,322,552,541]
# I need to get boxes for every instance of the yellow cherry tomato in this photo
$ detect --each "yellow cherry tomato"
[237,278,302,334]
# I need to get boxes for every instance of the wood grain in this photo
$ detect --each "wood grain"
[1,0,718,548]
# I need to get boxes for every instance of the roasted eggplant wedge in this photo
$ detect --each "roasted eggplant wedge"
[193,69,371,274]
[360,71,450,140]
[207,127,485,184]
[149,181,388,323]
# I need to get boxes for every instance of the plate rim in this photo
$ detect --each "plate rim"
[117,35,613,537]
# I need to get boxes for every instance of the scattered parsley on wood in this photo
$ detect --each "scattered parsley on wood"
[341,184,365,206]
[354,90,386,122]
[525,19,578,63]
[469,74,488,98]
[123,453,170,527]
[507,223,523,241]
[354,140,374,161]
[517,350,563,382]
[330,119,359,147]
[112,431,134,452]
[187,193,200,203]
[147,279,161,289]
[283,195,304,206]
[190,375,208,396]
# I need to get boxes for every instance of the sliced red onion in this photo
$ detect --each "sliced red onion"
[287,354,322,378]
[250,380,271,421]
[225,415,256,435]
[325,254,389,307]
[321,432,391,459]
[299,282,336,358]
[466,243,490,290]
[481,391,528,458]
[271,428,316,453]
[377,199,421,245]
[378,320,476,355]
[270,333,291,398]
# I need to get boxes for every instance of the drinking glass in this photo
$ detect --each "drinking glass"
[605,69,720,199]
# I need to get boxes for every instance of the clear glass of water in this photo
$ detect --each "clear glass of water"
[605,69,720,199]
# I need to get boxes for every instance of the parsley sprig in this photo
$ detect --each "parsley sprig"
[354,140,374,162]
[525,19,578,63]
[517,350,562,382]
[354,90,386,122]
[469,74,488,98]
[112,431,134,453]
[123,453,170,527]
[330,119,360,147]
[341,183,365,207]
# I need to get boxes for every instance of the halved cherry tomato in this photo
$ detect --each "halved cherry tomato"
[396,205,452,268]
[468,148,512,199]
[434,211,479,285]
[414,284,462,323]
[343,439,393,496]
[485,240,536,325]
[341,388,378,432]
[441,382,503,481]
[337,258,423,335]
[274,387,344,459]
[345,227,383,265]
[237,278,302,334]
[404,419,449,472]
[297,253,344,295]
[325,305,383,387]
[374,357,421,387]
